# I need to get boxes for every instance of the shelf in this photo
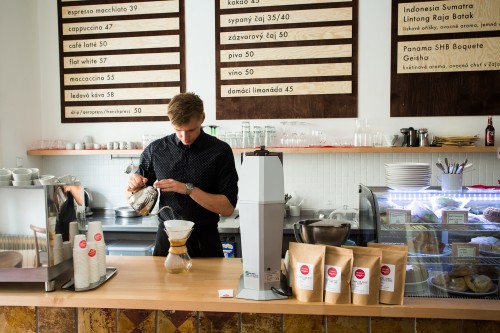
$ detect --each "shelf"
[27,146,498,156]
[27,149,143,156]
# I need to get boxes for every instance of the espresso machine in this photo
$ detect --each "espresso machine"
[0,184,84,291]
[236,147,288,300]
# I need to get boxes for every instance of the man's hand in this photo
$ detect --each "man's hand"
[127,174,147,193]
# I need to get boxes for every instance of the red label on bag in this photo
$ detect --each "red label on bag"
[300,265,309,275]
[328,267,337,278]
[355,269,365,279]
[381,265,391,276]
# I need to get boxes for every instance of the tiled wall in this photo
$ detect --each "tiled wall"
[1,306,499,333]
[40,152,500,210]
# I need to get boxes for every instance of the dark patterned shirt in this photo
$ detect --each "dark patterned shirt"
[137,130,238,227]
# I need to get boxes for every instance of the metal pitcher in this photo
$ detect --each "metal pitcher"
[128,185,172,216]
[418,128,430,147]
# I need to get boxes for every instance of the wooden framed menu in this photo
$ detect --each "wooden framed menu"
[215,0,358,120]
[391,0,500,117]
[58,0,185,123]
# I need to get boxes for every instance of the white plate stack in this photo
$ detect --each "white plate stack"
[385,163,431,191]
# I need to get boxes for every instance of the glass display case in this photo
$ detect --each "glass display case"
[359,184,500,299]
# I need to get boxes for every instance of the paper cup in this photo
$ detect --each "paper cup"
[87,221,104,243]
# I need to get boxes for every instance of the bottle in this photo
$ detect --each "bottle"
[485,116,495,146]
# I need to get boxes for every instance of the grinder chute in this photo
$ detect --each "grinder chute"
[236,147,288,300]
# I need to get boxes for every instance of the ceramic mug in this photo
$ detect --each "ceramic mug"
[0,168,12,181]
[436,173,463,191]
[12,168,32,181]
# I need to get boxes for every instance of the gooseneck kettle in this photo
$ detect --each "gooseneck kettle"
[128,185,172,216]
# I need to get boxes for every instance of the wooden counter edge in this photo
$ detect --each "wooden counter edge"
[0,257,498,321]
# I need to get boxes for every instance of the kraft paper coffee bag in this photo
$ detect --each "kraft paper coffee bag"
[324,245,353,304]
[368,243,408,305]
[342,245,381,305]
[289,242,326,302]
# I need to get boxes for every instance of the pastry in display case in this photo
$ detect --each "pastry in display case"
[359,184,500,299]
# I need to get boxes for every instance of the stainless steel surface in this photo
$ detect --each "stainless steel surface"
[86,209,240,233]
[293,219,351,246]
[0,185,80,290]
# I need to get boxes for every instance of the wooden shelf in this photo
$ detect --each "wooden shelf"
[27,149,143,156]
[27,146,497,156]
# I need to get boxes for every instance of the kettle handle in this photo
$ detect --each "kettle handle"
[293,223,304,243]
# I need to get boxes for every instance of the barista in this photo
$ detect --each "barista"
[126,92,238,257]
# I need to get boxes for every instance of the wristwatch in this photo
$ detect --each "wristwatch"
[185,182,194,195]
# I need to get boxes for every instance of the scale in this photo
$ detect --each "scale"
[236,147,288,300]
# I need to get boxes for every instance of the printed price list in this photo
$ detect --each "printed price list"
[216,0,358,119]
[58,0,185,122]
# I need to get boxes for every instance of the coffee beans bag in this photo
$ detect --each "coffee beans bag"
[324,246,353,304]
[342,245,381,305]
[368,243,408,305]
[289,242,325,302]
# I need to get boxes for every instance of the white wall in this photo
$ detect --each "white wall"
[1,1,499,210]
[0,1,42,168]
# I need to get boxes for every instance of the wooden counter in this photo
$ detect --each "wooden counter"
[0,256,498,321]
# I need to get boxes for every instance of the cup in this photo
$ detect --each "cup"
[93,143,101,150]
[73,234,87,251]
[0,180,12,186]
[58,174,77,184]
[0,169,12,181]
[39,175,59,185]
[12,168,32,181]
[75,142,84,150]
[289,205,301,217]
[119,141,128,150]
[436,173,463,191]
[113,141,120,150]
[66,142,75,150]
[87,221,104,244]
[28,168,39,179]
[127,141,134,150]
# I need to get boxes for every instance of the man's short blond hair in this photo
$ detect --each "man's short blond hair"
[167,92,204,125]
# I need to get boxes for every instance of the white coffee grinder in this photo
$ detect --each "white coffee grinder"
[236,147,288,300]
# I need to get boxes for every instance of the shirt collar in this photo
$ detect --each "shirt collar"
[174,128,207,149]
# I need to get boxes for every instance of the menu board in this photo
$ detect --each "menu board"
[391,0,500,117]
[215,0,358,120]
[58,0,185,123]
